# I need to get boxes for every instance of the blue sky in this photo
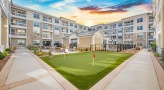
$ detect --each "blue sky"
[13,0,152,26]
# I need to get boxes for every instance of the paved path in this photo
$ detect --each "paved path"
[104,49,160,90]
[0,47,77,90]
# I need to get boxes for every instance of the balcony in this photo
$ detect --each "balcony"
[149,28,155,32]
[42,36,53,39]
[10,33,26,38]
[11,23,26,28]
[12,12,26,18]
[149,19,154,22]
[149,36,154,40]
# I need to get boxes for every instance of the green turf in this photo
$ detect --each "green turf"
[41,52,133,90]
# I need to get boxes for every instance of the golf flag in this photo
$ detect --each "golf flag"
[93,54,96,58]
[93,54,96,66]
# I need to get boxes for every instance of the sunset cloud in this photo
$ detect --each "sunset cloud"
[13,0,152,26]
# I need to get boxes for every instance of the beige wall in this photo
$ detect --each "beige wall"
[63,38,69,48]
[26,20,33,46]
[1,17,7,45]
[78,36,91,48]
[11,38,26,47]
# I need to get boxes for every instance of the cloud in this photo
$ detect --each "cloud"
[79,5,101,11]
[90,9,127,14]
[71,16,78,18]
[50,0,76,9]
[79,5,127,14]
[87,0,91,2]
[139,3,152,11]
[108,0,151,9]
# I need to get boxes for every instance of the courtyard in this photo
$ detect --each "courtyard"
[41,52,133,90]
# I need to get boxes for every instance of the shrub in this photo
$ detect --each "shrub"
[38,50,43,56]
[0,52,5,60]
[5,48,10,52]
[85,48,88,51]
[151,42,156,52]
[4,51,9,56]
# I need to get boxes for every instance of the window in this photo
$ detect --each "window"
[118,23,122,27]
[34,13,40,19]
[104,26,108,29]
[137,26,143,30]
[137,18,143,23]
[125,27,133,32]
[118,28,123,33]
[74,25,77,28]
[54,26,59,30]
[124,20,133,26]
[33,40,40,45]
[70,29,73,32]
[84,27,86,30]
[137,42,143,47]
[136,33,144,38]
[55,19,59,23]
[118,36,123,39]
[112,24,116,28]
[18,40,25,45]
[70,23,73,27]
[34,21,40,27]
[104,31,108,34]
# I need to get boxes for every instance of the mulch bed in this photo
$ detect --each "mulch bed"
[0,54,12,71]
[154,56,164,70]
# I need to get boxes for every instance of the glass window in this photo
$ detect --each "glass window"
[104,26,108,29]
[136,33,144,38]
[125,27,133,32]
[55,19,59,23]
[33,40,40,45]
[18,40,25,45]
[74,25,77,28]
[34,13,40,19]
[118,23,122,27]
[54,26,59,30]
[70,29,73,32]
[34,21,40,27]
[70,23,73,27]
[137,26,143,30]
[137,18,143,23]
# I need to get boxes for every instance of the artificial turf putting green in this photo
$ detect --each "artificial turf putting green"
[41,52,133,90]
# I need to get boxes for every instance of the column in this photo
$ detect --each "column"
[91,36,94,45]
[6,18,9,48]
[161,0,164,61]
[0,8,2,46]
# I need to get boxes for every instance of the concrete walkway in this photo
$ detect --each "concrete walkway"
[91,49,163,90]
[0,47,77,90]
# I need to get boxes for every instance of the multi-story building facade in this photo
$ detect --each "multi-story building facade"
[10,4,88,47]
[153,0,164,54]
[0,0,11,52]
[91,13,155,48]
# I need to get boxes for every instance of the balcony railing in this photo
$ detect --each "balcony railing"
[42,36,53,39]
[11,23,26,27]
[11,12,26,18]
[149,19,154,22]
[149,36,154,39]
[11,33,26,37]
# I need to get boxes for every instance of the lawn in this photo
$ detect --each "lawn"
[41,52,133,90]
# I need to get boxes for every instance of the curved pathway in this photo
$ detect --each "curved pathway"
[0,47,77,90]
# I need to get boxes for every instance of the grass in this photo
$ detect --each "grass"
[41,52,133,90]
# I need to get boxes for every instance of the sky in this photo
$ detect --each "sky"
[12,0,153,26]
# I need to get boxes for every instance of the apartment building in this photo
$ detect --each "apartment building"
[0,0,11,52]
[10,4,88,47]
[153,0,164,54]
[91,13,155,48]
